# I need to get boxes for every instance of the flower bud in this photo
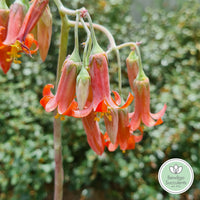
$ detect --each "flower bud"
[76,67,90,110]
[126,50,139,91]
[37,5,52,61]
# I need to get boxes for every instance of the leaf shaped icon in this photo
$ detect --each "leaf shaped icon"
[177,166,183,174]
[174,165,178,170]
[170,166,175,173]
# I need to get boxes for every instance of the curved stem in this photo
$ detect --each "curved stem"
[68,20,116,50]
[61,6,77,16]
[53,1,70,200]
[68,20,122,93]
[116,49,122,94]
[56,14,70,85]
[74,13,80,54]
[80,18,91,67]
[106,42,141,54]
[71,12,80,61]
[132,43,146,80]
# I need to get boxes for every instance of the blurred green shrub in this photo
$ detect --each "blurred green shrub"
[0,0,200,200]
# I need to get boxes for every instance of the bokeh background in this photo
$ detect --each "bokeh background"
[0,0,200,199]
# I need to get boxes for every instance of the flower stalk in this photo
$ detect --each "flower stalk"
[53,0,70,200]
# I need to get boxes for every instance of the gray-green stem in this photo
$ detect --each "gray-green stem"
[71,12,81,62]
[80,18,91,67]
[133,43,146,80]
[0,0,8,8]
[53,1,70,200]
[69,19,122,94]
[86,12,103,54]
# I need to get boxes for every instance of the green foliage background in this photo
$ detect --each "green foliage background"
[0,0,200,199]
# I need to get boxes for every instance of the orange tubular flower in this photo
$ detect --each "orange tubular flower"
[0,5,11,73]
[72,52,133,118]
[82,111,105,155]
[3,1,26,45]
[40,57,80,114]
[17,0,49,42]
[0,0,49,73]
[129,76,167,132]
[104,92,143,152]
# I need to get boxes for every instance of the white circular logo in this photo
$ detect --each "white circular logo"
[158,158,194,194]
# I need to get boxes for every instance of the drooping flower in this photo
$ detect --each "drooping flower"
[129,75,167,132]
[16,0,49,42]
[103,92,143,152]
[0,0,49,73]
[36,4,52,61]
[126,50,139,91]
[40,56,81,114]
[85,52,120,112]
[72,52,133,118]
[3,0,28,45]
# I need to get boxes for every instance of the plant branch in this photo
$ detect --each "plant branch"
[80,18,91,67]
[68,19,122,93]
[53,1,70,200]
[106,42,141,54]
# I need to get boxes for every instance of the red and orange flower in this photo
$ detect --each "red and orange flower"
[129,76,167,132]
[0,0,50,73]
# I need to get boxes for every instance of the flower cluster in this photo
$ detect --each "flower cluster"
[40,11,166,155]
[0,0,51,74]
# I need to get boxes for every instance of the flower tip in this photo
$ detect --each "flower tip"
[37,5,52,62]
[80,8,88,18]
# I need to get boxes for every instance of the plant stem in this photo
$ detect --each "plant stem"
[70,12,81,62]
[53,1,70,200]
[56,16,70,85]
[106,42,141,54]
[0,0,8,9]
[68,19,122,93]
[133,43,146,80]
[80,18,91,67]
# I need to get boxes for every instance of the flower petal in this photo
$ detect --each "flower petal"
[119,92,134,109]
[3,2,25,45]
[123,135,135,150]
[107,142,118,152]
[42,84,54,96]
[82,111,105,155]
[150,104,167,119]
[62,100,78,116]
[95,100,108,112]
[129,112,141,132]
[17,0,49,42]
[111,91,121,105]
[40,95,53,109]
[141,113,156,127]
[133,128,143,143]
[104,109,118,144]
[71,103,93,118]
[45,96,58,112]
